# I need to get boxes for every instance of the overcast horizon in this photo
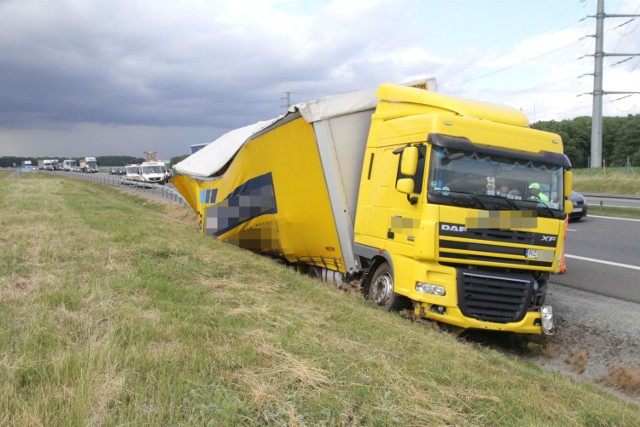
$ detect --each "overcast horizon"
[1,0,638,160]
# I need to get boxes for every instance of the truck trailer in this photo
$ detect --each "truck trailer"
[173,83,573,335]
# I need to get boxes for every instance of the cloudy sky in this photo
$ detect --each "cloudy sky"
[1,0,639,160]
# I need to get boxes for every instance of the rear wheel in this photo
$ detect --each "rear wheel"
[368,263,408,311]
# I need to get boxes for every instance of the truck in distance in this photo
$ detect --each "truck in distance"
[79,157,98,173]
[125,161,167,184]
[62,159,78,171]
[172,82,573,336]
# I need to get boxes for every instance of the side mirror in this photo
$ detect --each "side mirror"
[564,170,573,198]
[564,200,573,215]
[397,178,414,195]
[400,146,419,176]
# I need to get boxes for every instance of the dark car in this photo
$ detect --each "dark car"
[568,191,587,221]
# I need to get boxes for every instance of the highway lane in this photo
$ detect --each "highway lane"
[552,215,640,303]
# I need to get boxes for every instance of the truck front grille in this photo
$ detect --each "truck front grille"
[438,223,556,268]
[457,269,533,323]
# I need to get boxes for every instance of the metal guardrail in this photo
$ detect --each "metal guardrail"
[42,170,190,207]
[581,192,640,200]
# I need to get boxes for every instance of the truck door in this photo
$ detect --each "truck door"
[359,144,426,248]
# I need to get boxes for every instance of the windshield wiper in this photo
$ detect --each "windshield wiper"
[491,194,522,210]
[444,190,489,210]
[519,198,556,218]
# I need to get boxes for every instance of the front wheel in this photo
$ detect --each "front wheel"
[368,263,409,311]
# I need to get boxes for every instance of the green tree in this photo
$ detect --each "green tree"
[533,114,640,168]
[169,154,189,168]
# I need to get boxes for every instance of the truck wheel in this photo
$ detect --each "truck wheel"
[368,263,408,311]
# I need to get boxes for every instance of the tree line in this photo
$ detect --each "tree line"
[3,114,638,170]
[532,114,640,168]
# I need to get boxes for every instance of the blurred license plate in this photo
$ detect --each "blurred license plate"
[525,248,553,261]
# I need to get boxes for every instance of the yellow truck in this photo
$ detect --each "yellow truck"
[173,83,573,335]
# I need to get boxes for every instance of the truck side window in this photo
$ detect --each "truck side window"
[395,145,426,193]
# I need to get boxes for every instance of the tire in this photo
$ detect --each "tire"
[367,263,409,311]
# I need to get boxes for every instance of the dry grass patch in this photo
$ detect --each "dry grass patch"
[599,365,640,396]
[87,364,126,426]
[564,350,590,374]
[0,276,38,304]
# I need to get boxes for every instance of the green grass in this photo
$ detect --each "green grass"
[572,167,640,219]
[573,167,640,195]
[0,170,16,179]
[1,174,639,425]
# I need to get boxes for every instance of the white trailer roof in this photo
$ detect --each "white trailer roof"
[173,88,377,179]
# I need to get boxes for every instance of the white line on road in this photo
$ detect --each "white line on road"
[588,215,640,222]
[565,254,640,271]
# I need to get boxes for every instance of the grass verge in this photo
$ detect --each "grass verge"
[573,167,639,195]
[1,174,639,425]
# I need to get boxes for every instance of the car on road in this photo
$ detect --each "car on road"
[568,191,587,221]
[109,168,118,175]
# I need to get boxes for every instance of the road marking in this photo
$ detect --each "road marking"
[565,254,640,271]
[567,228,577,232]
[589,215,640,222]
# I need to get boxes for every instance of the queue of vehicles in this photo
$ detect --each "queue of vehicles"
[30,156,171,185]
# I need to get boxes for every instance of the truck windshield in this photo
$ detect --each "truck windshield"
[143,165,163,174]
[427,145,565,219]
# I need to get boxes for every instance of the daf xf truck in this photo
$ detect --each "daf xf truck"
[173,83,573,335]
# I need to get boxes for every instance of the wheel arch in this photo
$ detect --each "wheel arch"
[354,244,395,292]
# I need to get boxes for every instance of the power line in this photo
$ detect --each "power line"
[442,39,583,91]
[440,1,591,89]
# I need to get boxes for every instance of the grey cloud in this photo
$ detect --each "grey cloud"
[0,0,427,133]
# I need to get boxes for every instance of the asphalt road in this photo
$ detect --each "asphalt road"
[552,215,640,303]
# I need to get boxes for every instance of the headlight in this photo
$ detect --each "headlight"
[416,282,446,296]
[541,305,554,335]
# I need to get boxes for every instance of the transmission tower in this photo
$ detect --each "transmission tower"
[281,91,293,110]
[587,0,640,168]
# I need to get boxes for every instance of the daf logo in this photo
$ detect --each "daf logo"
[441,224,467,233]
[541,235,557,242]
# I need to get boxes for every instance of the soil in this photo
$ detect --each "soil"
[455,282,640,406]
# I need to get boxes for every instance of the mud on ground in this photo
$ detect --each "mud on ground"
[452,283,640,406]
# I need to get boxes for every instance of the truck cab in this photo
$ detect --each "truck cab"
[354,84,572,335]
